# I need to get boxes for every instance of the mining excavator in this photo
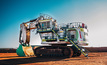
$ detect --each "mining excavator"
[16,14,89,58]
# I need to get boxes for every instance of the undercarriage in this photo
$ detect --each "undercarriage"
[34,45,81,58]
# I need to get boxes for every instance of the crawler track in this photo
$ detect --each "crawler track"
[34,46,73,58]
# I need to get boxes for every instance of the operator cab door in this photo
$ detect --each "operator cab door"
[68,30,76,40]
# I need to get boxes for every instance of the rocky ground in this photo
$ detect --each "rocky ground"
[0,52,107,65]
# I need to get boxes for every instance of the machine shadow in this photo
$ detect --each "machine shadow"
[0,56,68,65]
[0,56,19,58]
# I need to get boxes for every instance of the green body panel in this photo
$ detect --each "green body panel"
[75,29,79,42]
[16,44,25,56]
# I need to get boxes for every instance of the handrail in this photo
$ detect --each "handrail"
[69,40,88,58]
[59,22,87,29]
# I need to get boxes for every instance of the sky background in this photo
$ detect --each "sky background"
[0,0,107,48]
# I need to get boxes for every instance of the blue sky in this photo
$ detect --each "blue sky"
[0,0,107,48]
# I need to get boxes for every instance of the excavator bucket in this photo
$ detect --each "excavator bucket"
[16,44,34,56]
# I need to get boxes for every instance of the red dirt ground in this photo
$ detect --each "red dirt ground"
[0,52,107,65]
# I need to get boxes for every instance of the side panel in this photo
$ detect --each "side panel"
[77,28,89,46]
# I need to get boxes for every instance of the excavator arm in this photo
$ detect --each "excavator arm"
[19,18,40,45]
[17,18,41,56]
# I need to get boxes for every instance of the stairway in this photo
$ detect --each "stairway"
[69,40,89,58]
[52,29,89,58]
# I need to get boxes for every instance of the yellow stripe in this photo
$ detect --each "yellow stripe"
[39,19,51,22]
[39,30,42,31]
[46,39,56,40]
[42,39,46,41]
[52,30,58,36]
[59,39,64,40]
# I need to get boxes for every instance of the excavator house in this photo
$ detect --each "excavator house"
[16,14,89,58]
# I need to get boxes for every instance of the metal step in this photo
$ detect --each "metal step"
[69,40,89,58]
